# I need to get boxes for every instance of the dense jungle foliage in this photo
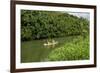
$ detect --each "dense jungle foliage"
[21,10,89,41]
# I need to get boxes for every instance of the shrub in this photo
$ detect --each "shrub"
[47,36,89,61]
[21,26,32,41]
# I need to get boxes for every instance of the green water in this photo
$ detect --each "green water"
[21,36,80,63]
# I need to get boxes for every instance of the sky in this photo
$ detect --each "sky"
[68,12,90,20]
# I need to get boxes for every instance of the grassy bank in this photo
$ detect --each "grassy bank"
[47,36,89,61]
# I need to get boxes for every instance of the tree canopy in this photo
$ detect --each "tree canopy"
[21,10,89,41]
